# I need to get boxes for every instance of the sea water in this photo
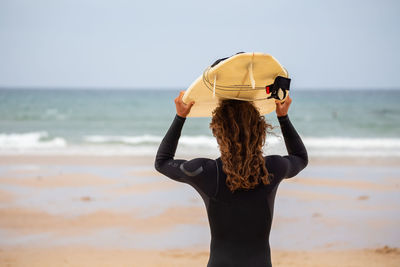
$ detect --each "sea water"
[0,88,399,157]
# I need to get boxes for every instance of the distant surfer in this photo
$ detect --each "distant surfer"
[155,91,308,267]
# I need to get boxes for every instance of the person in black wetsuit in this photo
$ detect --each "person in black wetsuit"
[154,91,308,267]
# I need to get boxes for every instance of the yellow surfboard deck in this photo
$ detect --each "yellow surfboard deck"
[182,52,289,117]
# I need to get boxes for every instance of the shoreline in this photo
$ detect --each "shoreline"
[1,154,400,166]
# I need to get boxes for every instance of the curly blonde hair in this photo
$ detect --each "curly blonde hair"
[209,99,273,192]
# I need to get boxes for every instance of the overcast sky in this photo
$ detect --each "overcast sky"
[0,0,399,89]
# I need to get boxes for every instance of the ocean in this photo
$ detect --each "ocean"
[0,88,399,158]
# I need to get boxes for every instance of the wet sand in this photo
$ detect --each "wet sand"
[1,247,400,267]
[0,155,399,266]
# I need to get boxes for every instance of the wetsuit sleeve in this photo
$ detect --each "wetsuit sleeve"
[276,115,308,179]
[154,114,217,198]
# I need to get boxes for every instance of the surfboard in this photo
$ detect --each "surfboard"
[182,52,290,117]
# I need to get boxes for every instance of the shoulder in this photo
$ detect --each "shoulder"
[181,157,217,175]
[183,157,216,166]
[264,155,288,179]
[264,155,287,166]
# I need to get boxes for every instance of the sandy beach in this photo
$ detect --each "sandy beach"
[0,155,399,266]
[2,0,400,265]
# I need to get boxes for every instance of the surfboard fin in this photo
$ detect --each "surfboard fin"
[213,75,217,98]
[248,62,255,89]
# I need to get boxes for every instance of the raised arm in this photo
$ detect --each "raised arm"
[278,114,308,178]
[154,113,186,174]
[274,95,308,178]
[154,91,217,198]
[154,90,195,175]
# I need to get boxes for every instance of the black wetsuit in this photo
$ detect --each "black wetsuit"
[154,114,308,267]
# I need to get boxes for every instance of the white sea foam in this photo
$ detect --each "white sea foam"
[0,133,399,157]
[84,134,282,147]
[0,131,66,149]
[303,137,400,149]
[84,134,162,144]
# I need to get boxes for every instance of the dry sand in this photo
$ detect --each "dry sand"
[1,247,399,267]
[0,155,399,266]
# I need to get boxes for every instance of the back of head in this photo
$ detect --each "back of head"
[209,99,272,192]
